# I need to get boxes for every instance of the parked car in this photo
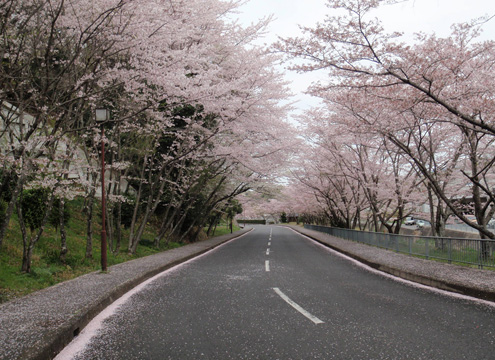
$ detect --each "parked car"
[416,220,425,228]
[404,218,416,226]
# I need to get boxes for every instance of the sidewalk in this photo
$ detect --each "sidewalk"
[287,225,495,303]
[0,228,252,360]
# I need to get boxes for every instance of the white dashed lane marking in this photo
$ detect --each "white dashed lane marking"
[273,287,324,325]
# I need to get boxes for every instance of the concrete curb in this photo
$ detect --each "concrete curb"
[286,225,495,303]
[0,228,252,360]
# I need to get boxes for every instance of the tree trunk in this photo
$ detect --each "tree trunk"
[170,204,193,240]
[0,173,24,249]
[180,221,198,243]
[427,185,437,236]
[129,169,170,253]
[129,192,154,254]
[59,198,68,264]
[58,144,73,263]
[154,214,172,248]
[114,199,122,254]
[17,198,29,272]
[21,245,33,273]
[154,177,195,247]
[106,158,114,252]
[113,158,123,254]
[128,155,147,252]
[206,214,221,237]
[154,201,178,248]
[107,206,114,253]
[19,192,55,272]
[85,185,96,259]
[394,207,403,235]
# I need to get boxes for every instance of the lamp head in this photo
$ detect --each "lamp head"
[95,108,110,123]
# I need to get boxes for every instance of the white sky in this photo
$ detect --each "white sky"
[233,0,495,117]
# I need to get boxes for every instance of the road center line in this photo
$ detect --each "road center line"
[265,260,270,272]
[273,287,324,324]
[268,242,271,246]
[266,249,270,255]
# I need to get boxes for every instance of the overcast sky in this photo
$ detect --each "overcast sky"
[233,0,495,117]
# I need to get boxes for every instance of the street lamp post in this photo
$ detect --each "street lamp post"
[96,108,110,272]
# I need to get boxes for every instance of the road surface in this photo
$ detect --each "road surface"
[57,225,495,359]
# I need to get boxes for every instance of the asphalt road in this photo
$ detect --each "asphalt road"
[59,225,495,359]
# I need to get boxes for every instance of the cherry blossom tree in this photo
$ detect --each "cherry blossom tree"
[1,0,295,269]
[0,0,128,268]
[278,0,495,247]
[287,106,423,232]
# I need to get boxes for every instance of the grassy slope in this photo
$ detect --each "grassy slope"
[0,198,238,303]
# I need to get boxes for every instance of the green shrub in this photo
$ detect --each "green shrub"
[20,188,50,232]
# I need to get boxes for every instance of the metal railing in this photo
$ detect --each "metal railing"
[304,224,495,269]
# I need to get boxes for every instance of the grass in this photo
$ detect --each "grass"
[207,223,241,237]
[0,198,227,304]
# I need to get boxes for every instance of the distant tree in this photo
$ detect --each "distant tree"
[226,200,243,233]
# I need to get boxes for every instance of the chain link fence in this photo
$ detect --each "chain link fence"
[304,224,495,269]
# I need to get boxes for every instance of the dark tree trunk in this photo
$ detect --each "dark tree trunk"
[85,186,96,259]
[59,198,68,264]
[19,193,55,272]
[0,173,24,249]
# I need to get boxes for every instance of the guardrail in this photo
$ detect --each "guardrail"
[304,224,495,269]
